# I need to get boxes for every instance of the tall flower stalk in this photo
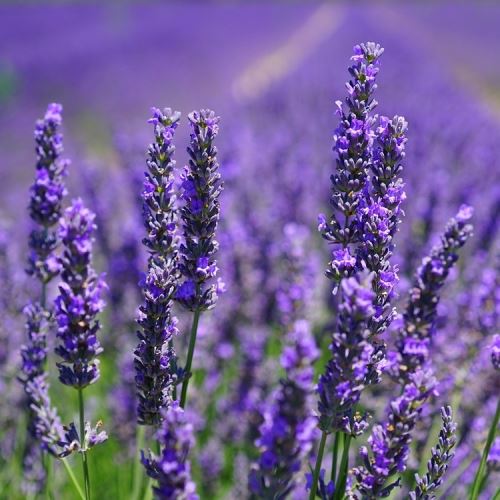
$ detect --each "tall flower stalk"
[176,109,223,408]
[141,402,198,499]
[22,102,68,494]
[409,405,457,499]
[135,107,181,427]
[351,208,473,498]
[27,102,68,290]
[311,42,407,500]
[389,205,474,383]
[55,199,108,499]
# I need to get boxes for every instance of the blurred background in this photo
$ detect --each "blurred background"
[1,2,499,499]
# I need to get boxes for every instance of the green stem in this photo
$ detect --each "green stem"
[331,431,340,484]
[61,458,85,500]
[131,425,146,500]
[78,389,91,500]
[309,431,328,500]
[470,397,500,500]
[45,454,53,500]
[335,433,352,500]
[179,308,201,408]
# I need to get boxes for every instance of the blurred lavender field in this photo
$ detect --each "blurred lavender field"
[0,2,499,499]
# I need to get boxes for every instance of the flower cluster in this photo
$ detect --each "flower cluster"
[135,108,181,426]
[317,274,381,436]
[409,406,457,499]
[20,303,49,382]
[275,223,316,326]
[19,304,67,458]
[141,402,198,500]
[142,107,181,263]
[319,42,383,284]
[55,199,107,389]
[177,110,223,311]
[359,115,407,337]
[391,205,474,382]
[351,369,437,498]
[27,103,68,284]
[249,320,318,497]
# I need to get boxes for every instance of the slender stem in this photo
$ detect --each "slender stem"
[309,431,328,500]
[331,431,340,484]
[45,454,53,500]
[179,308,201,408]
[61,458,85,500]
[335,433,352,500]
[471,398,500,500]
[131,425,146,500]
[78,389,91,500]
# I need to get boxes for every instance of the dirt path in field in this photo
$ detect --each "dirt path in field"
[377,5,500,120]
[231,4,345,103]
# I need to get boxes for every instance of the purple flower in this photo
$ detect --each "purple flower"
[409,406,457,499]
[317,274,380,436]
[249,320,319,497]
[391,207,473,382]
[135,107,181,426]
[142,107,180,261]
[321,43,384,287]
[55,199,106,389]
[27,103,68,284]
[176,109,223,312]
[352,369,437,497]
[141,402,198,499]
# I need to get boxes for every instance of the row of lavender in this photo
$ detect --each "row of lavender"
[0,40,498,499]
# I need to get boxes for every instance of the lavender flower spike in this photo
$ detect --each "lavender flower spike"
[20,306,81,459]
[409,405,457,500]
[28,102,68,284]
[177,109,223,311]
[142,401,199,500]
[319,43,383,286]
[391,205,473,383]
[317,273,379,436]
[55,199,107,389]
[20,305,64,455]
[358,115,408,337]
[249,320,319,498]
[135,107,181,425]
[143,107,181,264]
[352,368,437,498]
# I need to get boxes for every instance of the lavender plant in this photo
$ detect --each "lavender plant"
[141,402,198,499]
[135,107,181,426]
[177,109,223,408]
[55,199,108,498]
[409,405,457,500]
[3,21,499,499]
[310,42,408,500]
[21,103,68,494]
[249,319,319,498]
